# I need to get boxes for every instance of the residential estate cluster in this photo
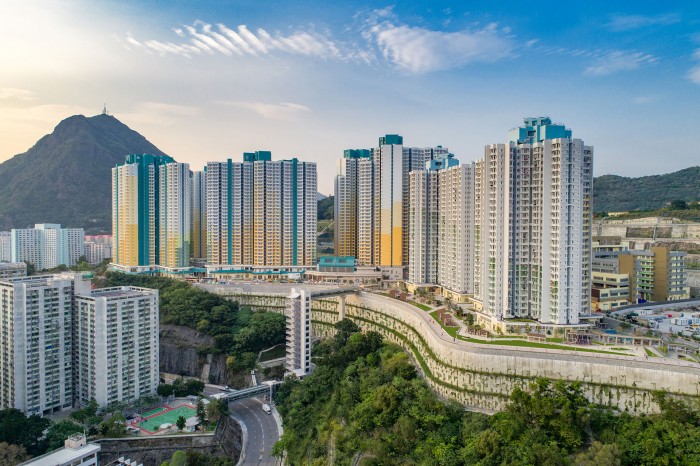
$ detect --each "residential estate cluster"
[0,263,159,415]
[335,117,594,329]
[110,151,317,273]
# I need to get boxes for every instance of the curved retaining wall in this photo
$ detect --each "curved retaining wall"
[222,289,700,414]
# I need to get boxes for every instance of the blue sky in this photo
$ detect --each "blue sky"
[1,0,700,194]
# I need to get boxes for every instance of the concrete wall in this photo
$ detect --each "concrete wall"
[218,289,700,414]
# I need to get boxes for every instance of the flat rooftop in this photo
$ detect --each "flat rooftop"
[19,443,100,466]
[80,286,157,299]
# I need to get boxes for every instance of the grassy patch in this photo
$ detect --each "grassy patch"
[408,301,432,311]
[644,347,658,357]
[259,344,286,362]
[546,338,564,343]
[456,336,631,355]
[429,311,459,338]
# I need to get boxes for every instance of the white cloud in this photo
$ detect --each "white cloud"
[0,88,35,100]
[687,49,700,85]
[219,101,311,120]
[606,13,680,32]
[632,95,659,105]
[127,21,343,60]
[363,14,514,74]
[584,51,658,77]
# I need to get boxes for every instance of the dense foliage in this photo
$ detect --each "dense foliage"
[275,320,700,465]
[0,113,169,232]
[593,166,700,213]
[103,272,286,355]
[157,378,205,397]
[318,195,334,220]
[160,450,235,466]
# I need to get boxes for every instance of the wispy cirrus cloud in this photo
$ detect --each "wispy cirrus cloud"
[119,102,201,126]
[687,49,700,85]
[361,8,515,74]
[605,13,680,32]
[218,101,311,120]
[0,88,36,101]
[584,50,658,77]
[126,20,343,60]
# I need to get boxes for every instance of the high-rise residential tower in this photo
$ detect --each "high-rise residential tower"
[0,232,10,262]
[474,118,593,325]
[206,152,317,267]
[408,155,475,294]
[11,224,84,270]
[334,149,371,258]
[74,286,159,407]
[0,273,91,415]
[112,154,196,267]
[158,162,192,268]
[191,170,207,260]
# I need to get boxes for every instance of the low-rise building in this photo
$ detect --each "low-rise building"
[19,434,100,466]
[0,262,27,279]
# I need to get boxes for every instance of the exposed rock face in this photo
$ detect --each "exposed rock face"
[159,325,228,384]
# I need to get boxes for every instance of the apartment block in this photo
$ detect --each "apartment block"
[158,162,192,268]
[74,286,159,406]
[206,152,317,267]
[191,170,207,260]
[0,232,10,262]
[0,273,91,415]
[335,149,371,258]
[473,118,593,325]
[0,262,27,279]
[112,154,194,267]
[11,224,85,270]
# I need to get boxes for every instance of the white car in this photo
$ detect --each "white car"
[262,403,272,415]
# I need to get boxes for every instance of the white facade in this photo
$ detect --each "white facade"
[19,434,99,466]
[84,241,112,265]
[74,286,159,407]
[408,161,475,294]
[11,224,84,271]
[0,273,91,415]
[473,119,593,325]
[286,288,311,376]
[0,262,27,279]
[0,232,10,262]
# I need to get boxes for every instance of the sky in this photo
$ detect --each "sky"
[1,1,700,194]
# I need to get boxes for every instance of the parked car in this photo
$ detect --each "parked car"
[262,404,272,415]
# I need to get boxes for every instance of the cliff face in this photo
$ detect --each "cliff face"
[159,325,228,384]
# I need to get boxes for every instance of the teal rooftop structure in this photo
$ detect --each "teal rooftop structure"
[344,149,372,159]
[243,151,272,162]
[508,117,572,144]
[379,134,403,145]
[318,256,356,272]
[426,152,458,171]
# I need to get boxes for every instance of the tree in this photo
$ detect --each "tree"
[196,398,207,426]
[0,409,51,455]
[0,442,29,465]
[99,412,127,438]
[157,384,174,397]
[45,420,83,452]
[671,199,688,210]
[176,415,186,431]
[207,399,227,424]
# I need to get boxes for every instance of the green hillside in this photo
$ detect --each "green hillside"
[593,167,700,213]
[0,114,168,233]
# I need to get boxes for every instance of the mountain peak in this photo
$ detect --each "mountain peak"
[0,113,169,232]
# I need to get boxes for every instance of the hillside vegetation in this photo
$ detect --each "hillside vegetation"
[0,114,168,233]
[275,320,700,465]
[594,167,700,213]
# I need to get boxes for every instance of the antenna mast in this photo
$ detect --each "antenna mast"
[102,103,108,115]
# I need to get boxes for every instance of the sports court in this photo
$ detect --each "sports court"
[138,405,197,433]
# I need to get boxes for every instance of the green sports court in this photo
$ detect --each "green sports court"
[139,405,197,433]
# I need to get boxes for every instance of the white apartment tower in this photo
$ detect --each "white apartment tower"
[74,287,159,407]
[0,232,10,262]
[0,273,91,415]
[474,118,593,324]
[334,150,371,258]
[11,224,85,270]
[408,156,475,294]
[206,152,317,267]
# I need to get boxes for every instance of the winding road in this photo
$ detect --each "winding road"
[230,397,281,466]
